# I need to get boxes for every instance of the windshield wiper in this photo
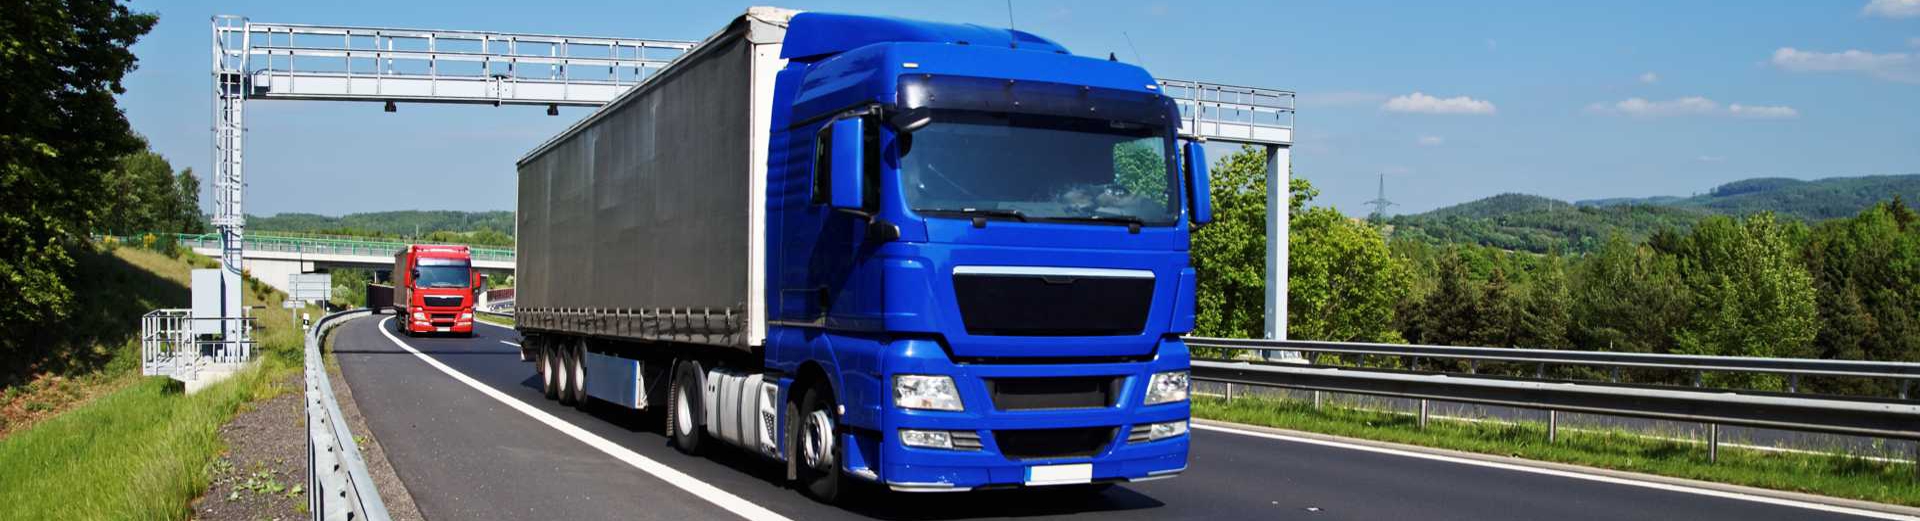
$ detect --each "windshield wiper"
[922,208,1027,222]
[1042,214,1148,233]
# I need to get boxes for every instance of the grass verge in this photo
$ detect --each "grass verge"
[0,244,322,520]
[1194,395,1920,507]
[475,312,514,327]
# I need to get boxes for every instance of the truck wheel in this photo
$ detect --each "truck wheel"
[556,343,578,406]
[541,340,560,401]
[798,386,842,503]
[667,361,705,455]
[569,340,590,409]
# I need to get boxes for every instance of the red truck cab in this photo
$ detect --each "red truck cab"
[393,245,480,336]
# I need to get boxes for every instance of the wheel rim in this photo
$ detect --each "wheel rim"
[572,343,586,399]
[553,345,568,392]
[675,379,695,437]
[802,409,834,471]
[542,344,557,391]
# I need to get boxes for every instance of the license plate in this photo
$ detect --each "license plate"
[436,327,450,332]
[1024,464,1092,486]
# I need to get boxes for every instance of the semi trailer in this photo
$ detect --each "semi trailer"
[514,7,1212,501]
[392,244,481,336]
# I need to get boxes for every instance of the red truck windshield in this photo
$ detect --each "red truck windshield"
[414,259,471,288]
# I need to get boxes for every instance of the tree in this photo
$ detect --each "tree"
[1800,201,1920,395]
[1191,146,1278,339]
[1513,256,1572,349]
[1571,234,1692,355]
[1288,205,1411,343]
[0,0,158,357]
[1413,250,1485,346]
[1670,214,1819,389]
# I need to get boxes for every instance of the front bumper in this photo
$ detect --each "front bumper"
[868,338,1191,491]
[407,308,474,333]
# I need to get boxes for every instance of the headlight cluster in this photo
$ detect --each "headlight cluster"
[411,312,426,320]
[1144,370,1189,405]
[899,429,953,449]
[459,312,473,320]
[1148,420,1188,440]
[893,374,963,411]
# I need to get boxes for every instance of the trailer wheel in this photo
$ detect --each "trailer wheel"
[569,339,590,409]
[798,386,842,503]
[541,339,560,401]
[667,361,705,455]
[556,343,578,406]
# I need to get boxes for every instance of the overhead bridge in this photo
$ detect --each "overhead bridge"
[170,233,513,295]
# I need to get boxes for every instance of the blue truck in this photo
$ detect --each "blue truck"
[513,7,1211,501]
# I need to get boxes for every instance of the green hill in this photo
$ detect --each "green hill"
[1578,174,1920,222]
[1391,174,1920,253]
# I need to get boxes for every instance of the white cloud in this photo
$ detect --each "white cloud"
[1587,97,1799,119]
[1587,97,1720,117]
[1771,47,1919,83]
[1696,155,1726,163]
[1639,72,1660,84]
[1729,104,1800,119]
[1381,92,1498,115]
[1417,135,1445,146]
[1863,0,1920,18]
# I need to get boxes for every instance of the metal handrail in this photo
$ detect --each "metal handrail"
[172,232,516,262]
[303,308,389,521]
[1186,337,1920,382]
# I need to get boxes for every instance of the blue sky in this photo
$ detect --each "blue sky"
[120,0,1920,216]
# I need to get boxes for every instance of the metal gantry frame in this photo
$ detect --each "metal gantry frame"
[209,15,1298,342]
[208,15,696,317]
[1161,79,1297,345]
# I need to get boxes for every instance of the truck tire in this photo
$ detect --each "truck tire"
[797,386,842,503]
[667,361,705,455]
[556,343,578,406]
[569,339,590,409]
[541,339,561,401]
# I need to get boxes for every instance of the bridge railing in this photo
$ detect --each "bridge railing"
[174,232,516,263]
[303,308,390,521]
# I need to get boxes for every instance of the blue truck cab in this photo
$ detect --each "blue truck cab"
[515,7,1210,502]
[765,12,1206,494]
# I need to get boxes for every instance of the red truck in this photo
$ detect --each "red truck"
[392,244,480,336]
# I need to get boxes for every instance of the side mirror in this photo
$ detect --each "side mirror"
[888,107,932,134]
[472,271,484,290]
[410,269,421,282]
[1184,141,1212,225]
[829,117,866,210]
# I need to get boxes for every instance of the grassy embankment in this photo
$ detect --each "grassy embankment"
[0,244,323,520]
[1195,394,1919,507]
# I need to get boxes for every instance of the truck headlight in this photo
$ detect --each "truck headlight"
[1149,420,1189,440]
[459,312,473,320]
[899,429,953,449]
[1144,370,1189,405]
[412,312,426,320]
[893,375,963,411]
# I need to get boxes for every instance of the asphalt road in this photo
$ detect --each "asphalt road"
[332,315,1905,521]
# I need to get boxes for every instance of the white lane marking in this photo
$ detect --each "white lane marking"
[374,317,790,521]
[1195,423,1916,520]
[501,341,520,347]
[475,318,514,329]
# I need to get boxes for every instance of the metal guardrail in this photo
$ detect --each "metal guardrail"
[1187,337,1920,470]
[1187,337,1920,394]
[173,232,516,263]
[304,308,390,521]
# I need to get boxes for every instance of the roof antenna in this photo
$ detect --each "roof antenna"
[1005,0,1018,48]
[1122,31,1147,68]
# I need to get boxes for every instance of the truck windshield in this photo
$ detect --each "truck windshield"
[415,264,470,288]
[899,110,1179,226]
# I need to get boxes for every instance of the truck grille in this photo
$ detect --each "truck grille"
[993,427,1115,460]
[986,376,1121,411]
[423,295,464,308]
[952,271,1153,336]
